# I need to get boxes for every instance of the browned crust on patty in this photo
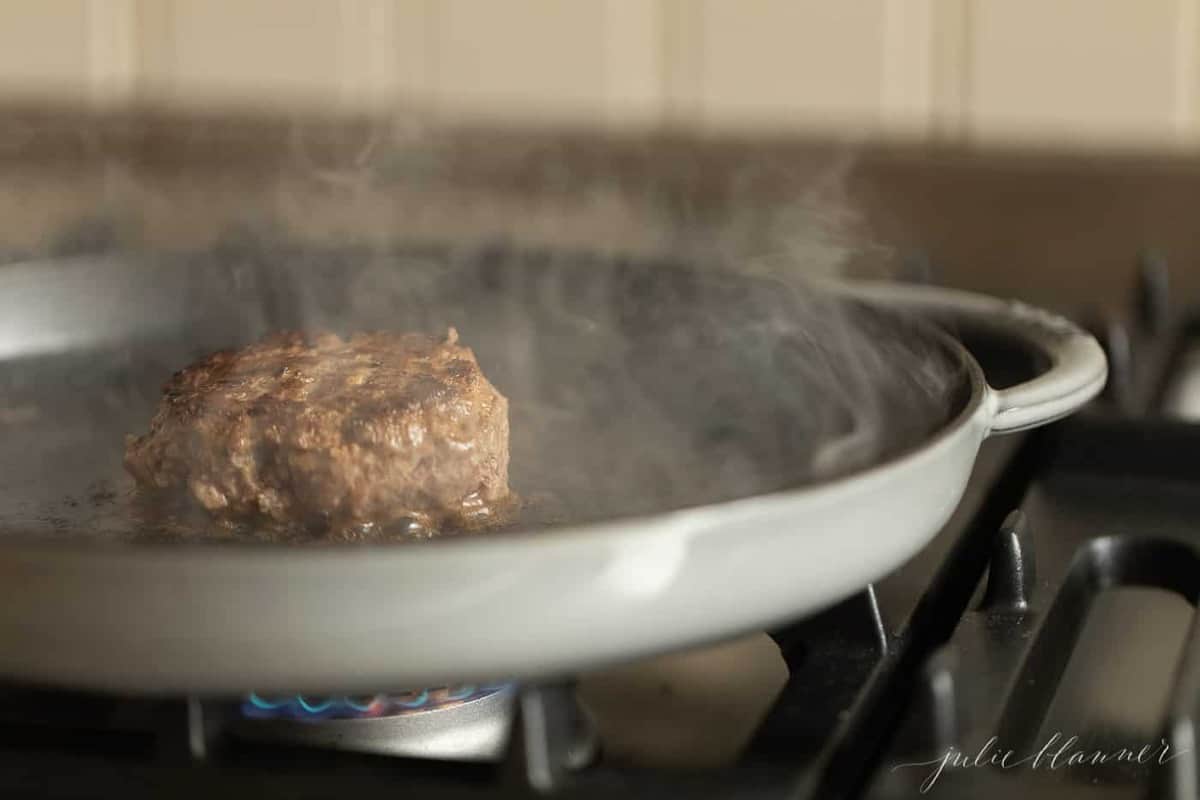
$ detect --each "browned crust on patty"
[124,328,510,538]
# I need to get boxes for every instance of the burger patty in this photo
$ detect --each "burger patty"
[123,328,510,538]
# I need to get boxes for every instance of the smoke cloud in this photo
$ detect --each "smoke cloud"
[0,119,964,543]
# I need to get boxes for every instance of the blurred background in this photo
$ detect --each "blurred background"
[4,1,1200,318]
[0,0,1195,152]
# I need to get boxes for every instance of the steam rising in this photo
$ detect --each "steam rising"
[0,120,964,542]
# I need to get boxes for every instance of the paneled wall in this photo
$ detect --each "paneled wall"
[0,1,1195,149]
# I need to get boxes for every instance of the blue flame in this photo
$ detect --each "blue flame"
[297,696,335,714]
[247,692,288,710]
[345,695,383,713]
[241,684,514,721]
[395,689,429,708]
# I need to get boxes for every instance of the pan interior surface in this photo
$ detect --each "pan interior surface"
[0,242,969,546]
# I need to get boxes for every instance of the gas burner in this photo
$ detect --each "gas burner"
[232,684,517,761]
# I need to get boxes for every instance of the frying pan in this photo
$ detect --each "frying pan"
[0,246,1105,693]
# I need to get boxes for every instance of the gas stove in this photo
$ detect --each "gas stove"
[0,253,1194,800]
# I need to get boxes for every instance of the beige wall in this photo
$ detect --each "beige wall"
[0,1,1195,150]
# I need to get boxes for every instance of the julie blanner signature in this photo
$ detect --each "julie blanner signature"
[891,732,1189,793]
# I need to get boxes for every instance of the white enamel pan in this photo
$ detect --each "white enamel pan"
[0,250,1105,693]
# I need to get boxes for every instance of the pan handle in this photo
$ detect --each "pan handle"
[823,281,1108,436]
[977,298,1108,434]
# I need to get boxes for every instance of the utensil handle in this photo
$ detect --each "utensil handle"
[824,281,1108,436]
